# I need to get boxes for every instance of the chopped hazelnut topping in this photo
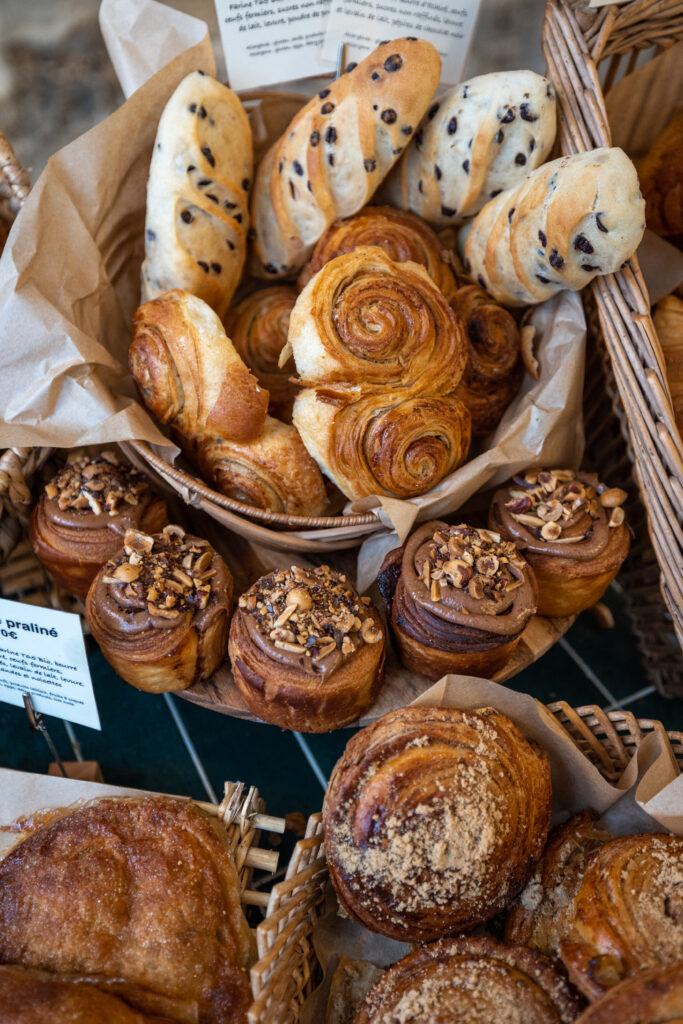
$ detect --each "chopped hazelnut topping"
[505,469,626,543]
[419,524,529,605]
[45,452,149,517]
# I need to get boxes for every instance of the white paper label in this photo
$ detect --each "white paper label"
[0,599,100,730]
[215,0,336,91]
[321,0,481,85]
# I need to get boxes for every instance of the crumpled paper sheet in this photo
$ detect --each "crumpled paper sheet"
[300,674,682,1022]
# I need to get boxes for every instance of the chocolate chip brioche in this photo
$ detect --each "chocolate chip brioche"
[249,38,441,278]
[141,71,253,317]
[381,70,556,226]
[461,146,646,306]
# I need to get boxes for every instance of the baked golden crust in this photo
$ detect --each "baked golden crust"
[575,961,683,1023]
[558,833,683,1001]
[353,936,584,1024]
[639,108,683,237]
[450,284,522,436]
[85,525,232,693]
[0,797,254,1024]
[229,565,385,732]
[0,965,171,1024]
[654,294,683,438]
[297,206,457,299]
[29,452,167,598]
[323,705,551,943]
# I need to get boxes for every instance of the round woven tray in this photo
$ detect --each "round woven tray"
[248,702,683,1023]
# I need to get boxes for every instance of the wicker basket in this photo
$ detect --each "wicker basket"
[248,702,683,1024]
[542,0,683,657]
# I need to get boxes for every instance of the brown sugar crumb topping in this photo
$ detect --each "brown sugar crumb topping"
[101,525,215,621]
[239,565,380,660]
[504,469,626,539]
[419,524,528,604]
[45,451,149,517]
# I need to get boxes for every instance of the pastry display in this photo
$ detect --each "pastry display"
[377,522,537,680]
[450,283,522,436]
[296,205,457,298]
[192,416,328,516]
[141,70,253,317]
[0,965,168,1024]
[326,957,384,1024]
[225,285,299,421]
[353,936,583,1024]
[0,796,254,1023]
[639,107,683,237]
[250,38,442,277]
[289,247,471,500]
[85,524,233,693]
[489,469,630,617]
[323,705,551,942]
[29,451,168,598]
[229,565,385,732]
[653,294,683,436]
[130,289,269,445]
[381,70,557,226]
[461,147,646,306]
[574,961,683,1023]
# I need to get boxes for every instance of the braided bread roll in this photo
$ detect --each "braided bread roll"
[575,962,683,1024]
[450,284,522,436]
[559,833,683,1001]
[297,205,456,298]
[142,71,252,317]
[130,289,268,444]
[462,147,646,306]
[250,39,441,278]
[381,70,556,227]
[225,286,298,421]
[190,417,328,516]
[290,247,471,500]
[354,937,584,1024]
[323,705,552,942]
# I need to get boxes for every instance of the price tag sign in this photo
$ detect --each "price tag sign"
[215,0,336,91]
[0,599,100,730]
[321,0,482,85]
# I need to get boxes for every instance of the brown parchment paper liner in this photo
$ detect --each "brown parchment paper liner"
[300,675,682,1023]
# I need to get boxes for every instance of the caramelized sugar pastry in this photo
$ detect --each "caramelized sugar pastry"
[229,565,385,732]
[489,469,630,617]
[353,936,583,1024]
[0,797,254,1024]
[323,705,551,942]
[29,451,167,598]
[377,521,537,680]
[85,524,232,693]
[575,961,683,1023]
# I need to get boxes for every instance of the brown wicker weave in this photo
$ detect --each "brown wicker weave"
[542,0,683,654]
[248,703,683,1024]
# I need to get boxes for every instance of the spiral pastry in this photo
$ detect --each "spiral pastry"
[225,286,298,422]
[29,452,168,598]
[85,524,233,693]
[377,521,537,680]
[450,284,522,436]
[575,962,683,1024]
[290,247,471,501]
[559,833,683,1001]
[490,469,631,617]
[296,206,457,299]
[354,937,583,1024]
[323,705,551,943]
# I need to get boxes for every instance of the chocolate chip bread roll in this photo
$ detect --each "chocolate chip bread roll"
[142,71,253,317]
[462,147,646,306]
[229,565,385,732]
[489,469,630,616]
[382,70,557,226]
[250,38,441,278]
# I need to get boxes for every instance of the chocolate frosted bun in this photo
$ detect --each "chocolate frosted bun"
[85,524,232,693]
[490,469,630,617]
[229,565,385,732]
[378,521,537,681]
[323,706,552,942]
[29,451,168,598]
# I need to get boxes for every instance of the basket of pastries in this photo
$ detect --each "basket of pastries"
[247,683,683,1023]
